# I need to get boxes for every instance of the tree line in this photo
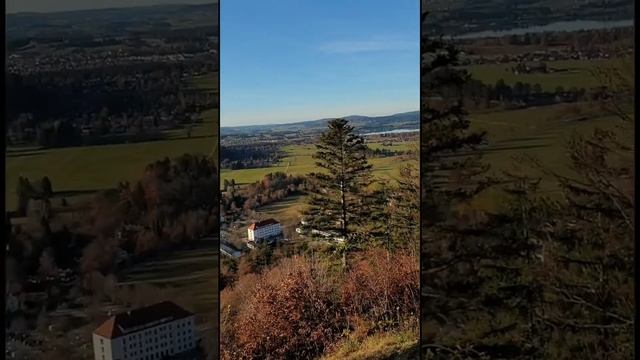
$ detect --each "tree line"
[220,144,284,170]
[221,172,309,221]
[443,76,597,111]
[7,59,216,148]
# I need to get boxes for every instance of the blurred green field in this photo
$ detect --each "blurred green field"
[221,141,418,188]
[5,106,218,211]
[465,57,630,91]
[468,102,632,211]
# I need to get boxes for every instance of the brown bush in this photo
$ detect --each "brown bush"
[222,257,343,360]
[220,249,420,359]
[220,272,259,359]
[341,249,419,332]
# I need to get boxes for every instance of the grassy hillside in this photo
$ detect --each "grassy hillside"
[321,331,418,360]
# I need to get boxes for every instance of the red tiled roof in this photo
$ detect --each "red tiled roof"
[248,218,280,230]
[93,301,193,339]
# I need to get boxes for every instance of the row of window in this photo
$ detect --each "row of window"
[120,320,193,345]
[125,335,193,350]
[116,341,196,360]
[253,226,281,232]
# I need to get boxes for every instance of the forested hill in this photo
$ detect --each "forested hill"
[221,111,419,136]
[6,2,219,41]
[424,0,633,36]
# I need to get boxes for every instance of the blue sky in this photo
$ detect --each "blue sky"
[221,0,419,126]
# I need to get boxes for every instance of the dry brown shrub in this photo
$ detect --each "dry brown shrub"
[222,256,343,360]
[220,272,259,360]
[220,249,420,359]
[341,248,419,332]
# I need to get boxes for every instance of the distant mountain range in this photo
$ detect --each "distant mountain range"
[221,111,419,136]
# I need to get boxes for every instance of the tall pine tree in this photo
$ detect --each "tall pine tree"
[304,119,373,265]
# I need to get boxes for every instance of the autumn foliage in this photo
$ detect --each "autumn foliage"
[342,249,419,332]
[221,249,419,359]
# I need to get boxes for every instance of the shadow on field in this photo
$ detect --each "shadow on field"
[119,241,217,282]
[494,135,554,143]
[483,143,548,152]
[6,151,47,158]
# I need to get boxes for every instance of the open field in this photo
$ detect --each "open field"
[5,111,216,210]
[459,53,633,211]
[5,74,218,210]
[221,141,418,188]
[465,57,631,91]
[468,102,632,211]
[255,194,308,226]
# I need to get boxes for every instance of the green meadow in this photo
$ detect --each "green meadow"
[452,55,633,211]
[468,102,631,211]
[5,72,219,210]
[254,194,309,227]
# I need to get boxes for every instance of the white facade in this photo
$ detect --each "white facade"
[247,221,282,242]
[93,315,196,360]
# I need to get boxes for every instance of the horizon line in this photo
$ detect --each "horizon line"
[5,1,218,15]
[221,109,419,129]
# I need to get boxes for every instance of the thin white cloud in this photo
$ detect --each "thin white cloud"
[318,36,416,54]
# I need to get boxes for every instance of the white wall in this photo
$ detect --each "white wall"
[94,315,197,360]
[248,223,282,242]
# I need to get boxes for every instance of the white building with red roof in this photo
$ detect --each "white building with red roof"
[247,218,282,243]
[92,301,196,360]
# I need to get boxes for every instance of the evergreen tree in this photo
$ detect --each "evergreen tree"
[304,119,373,266]
[535,116,634,358]
[421,11,497,358]
[368,183,394,250]
[388,163,420,252]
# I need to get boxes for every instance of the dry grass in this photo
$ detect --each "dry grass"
[322,330,418,360]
